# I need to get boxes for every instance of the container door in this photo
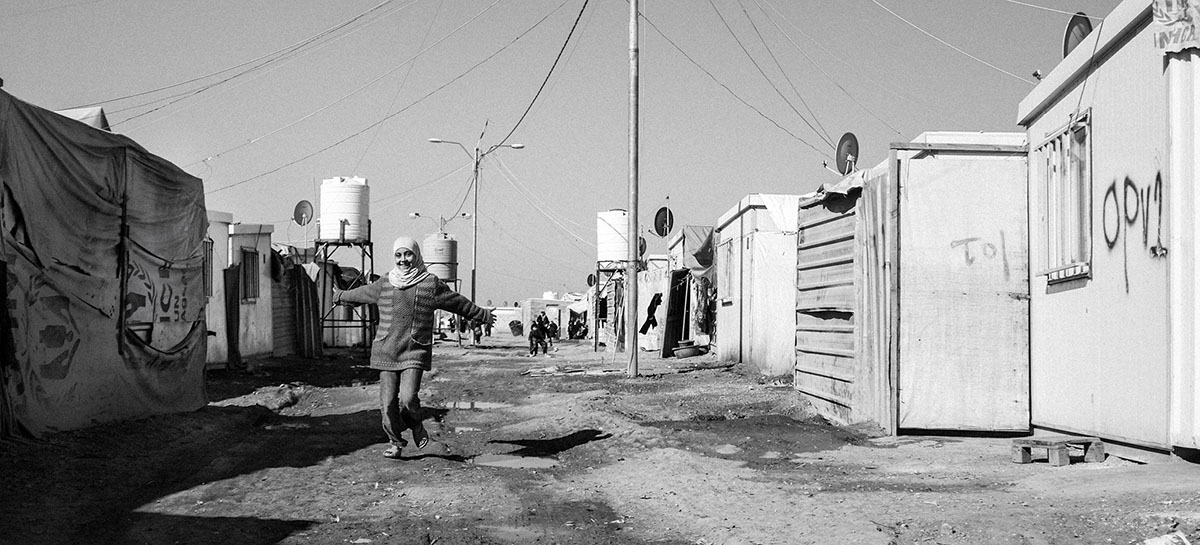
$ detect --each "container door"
[716,237,741,362]
[898,151,1030,431]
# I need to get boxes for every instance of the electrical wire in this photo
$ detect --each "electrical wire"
[638,10,832,160]
[371,162,473,214]
[867,0,1036,85]
[494,0,590,148]
[11,0,107,17]
[490,153,586,232]
[734,0,834,147]
[112,0,419,131]
[68,0,398,109]
[183,0,499,168]
[753,0,906,136]
[999,0,1105,20]
[478,211,594,274]
[352,0,444,173]
[205,0,570,195]
[707,0,834,150]
[486,157,595,257]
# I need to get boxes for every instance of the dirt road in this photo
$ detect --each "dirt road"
[4,334,1200,544]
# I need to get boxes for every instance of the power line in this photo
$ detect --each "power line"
[352,0,445,173]
[68,0,398,109]
[753,0,906,136]
[371,162,473,214]
[184,0,499,169]
[112,1,419,131]
[494,0,590,148]
[734,0,834,147]
[478,211,593,275]
[639,10,832,160]
[205,0,570,195]
[707,0,834,149]
[488,155,594,255]
[490,154,586,232]
[11,0,107,17]
[999,0,1105,20]
[867,0,1036,85]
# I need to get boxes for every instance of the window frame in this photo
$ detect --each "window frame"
[240,246,260,301]
[1035,111,1093,284]
[203,237,214,298]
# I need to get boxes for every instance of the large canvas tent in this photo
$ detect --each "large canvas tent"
[0,90,208,437]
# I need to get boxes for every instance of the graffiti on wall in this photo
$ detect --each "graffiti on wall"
[1102,173,1168,292]
[950,230,1012,281]
[123,259,192,324]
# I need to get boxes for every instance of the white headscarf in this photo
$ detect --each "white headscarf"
[388,236,430,289]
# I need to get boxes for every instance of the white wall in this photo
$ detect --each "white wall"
[205,211,232,365]
[230,224,274,360]
[715,195,800,376]
[1019,1,1171,448]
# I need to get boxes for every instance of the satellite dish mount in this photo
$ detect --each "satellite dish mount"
[835,132,860,175]
[1063,12,1093,59]
[652,206,674,238]
[293,200,314,226]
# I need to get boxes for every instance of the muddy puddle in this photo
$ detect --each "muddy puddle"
[642,414,868,465]
[472,453,560,468]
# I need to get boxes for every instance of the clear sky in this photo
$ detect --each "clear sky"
[1,0,1123,305]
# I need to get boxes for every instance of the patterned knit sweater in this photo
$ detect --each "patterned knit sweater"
[336,276,490,371]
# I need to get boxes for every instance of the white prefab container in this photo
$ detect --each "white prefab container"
[597,209,628,263]
[1017,0,1182,454]
[715,194,801,377]
[423,232,458,283]
[319,176,370,241]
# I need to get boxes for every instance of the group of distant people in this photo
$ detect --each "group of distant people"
[528,310,559,356]
[438,313,492,347]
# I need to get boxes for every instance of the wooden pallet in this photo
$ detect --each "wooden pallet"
[1012,435,1105,466]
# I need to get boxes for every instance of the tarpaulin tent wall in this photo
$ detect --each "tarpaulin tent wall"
[0,90,208,436]
[794,132,1029,435]
[715,194,800,377]
[635,255,670,352]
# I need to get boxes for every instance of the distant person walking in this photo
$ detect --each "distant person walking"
[529,322,549,357]
[535,311,553,349]
[335,236,493,459]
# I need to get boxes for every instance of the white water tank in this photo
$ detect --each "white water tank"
[596,209,627,262]
[319,176,370,241]
[423,232,458,282]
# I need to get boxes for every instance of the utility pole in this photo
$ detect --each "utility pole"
[626,0,640,377]
[471,146,481,304]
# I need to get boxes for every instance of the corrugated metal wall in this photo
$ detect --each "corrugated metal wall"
[794,204,857,422]
[272,272,296,357]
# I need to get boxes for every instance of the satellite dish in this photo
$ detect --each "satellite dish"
[293,200,314,226]
[638,236,647,257]
[1063,12,1093,58]
[587,273,596,287]
[652,206,674,237]
[835,132,859,175]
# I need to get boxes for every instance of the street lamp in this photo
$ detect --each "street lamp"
[409,211,471,234]
[428,137,524,304]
